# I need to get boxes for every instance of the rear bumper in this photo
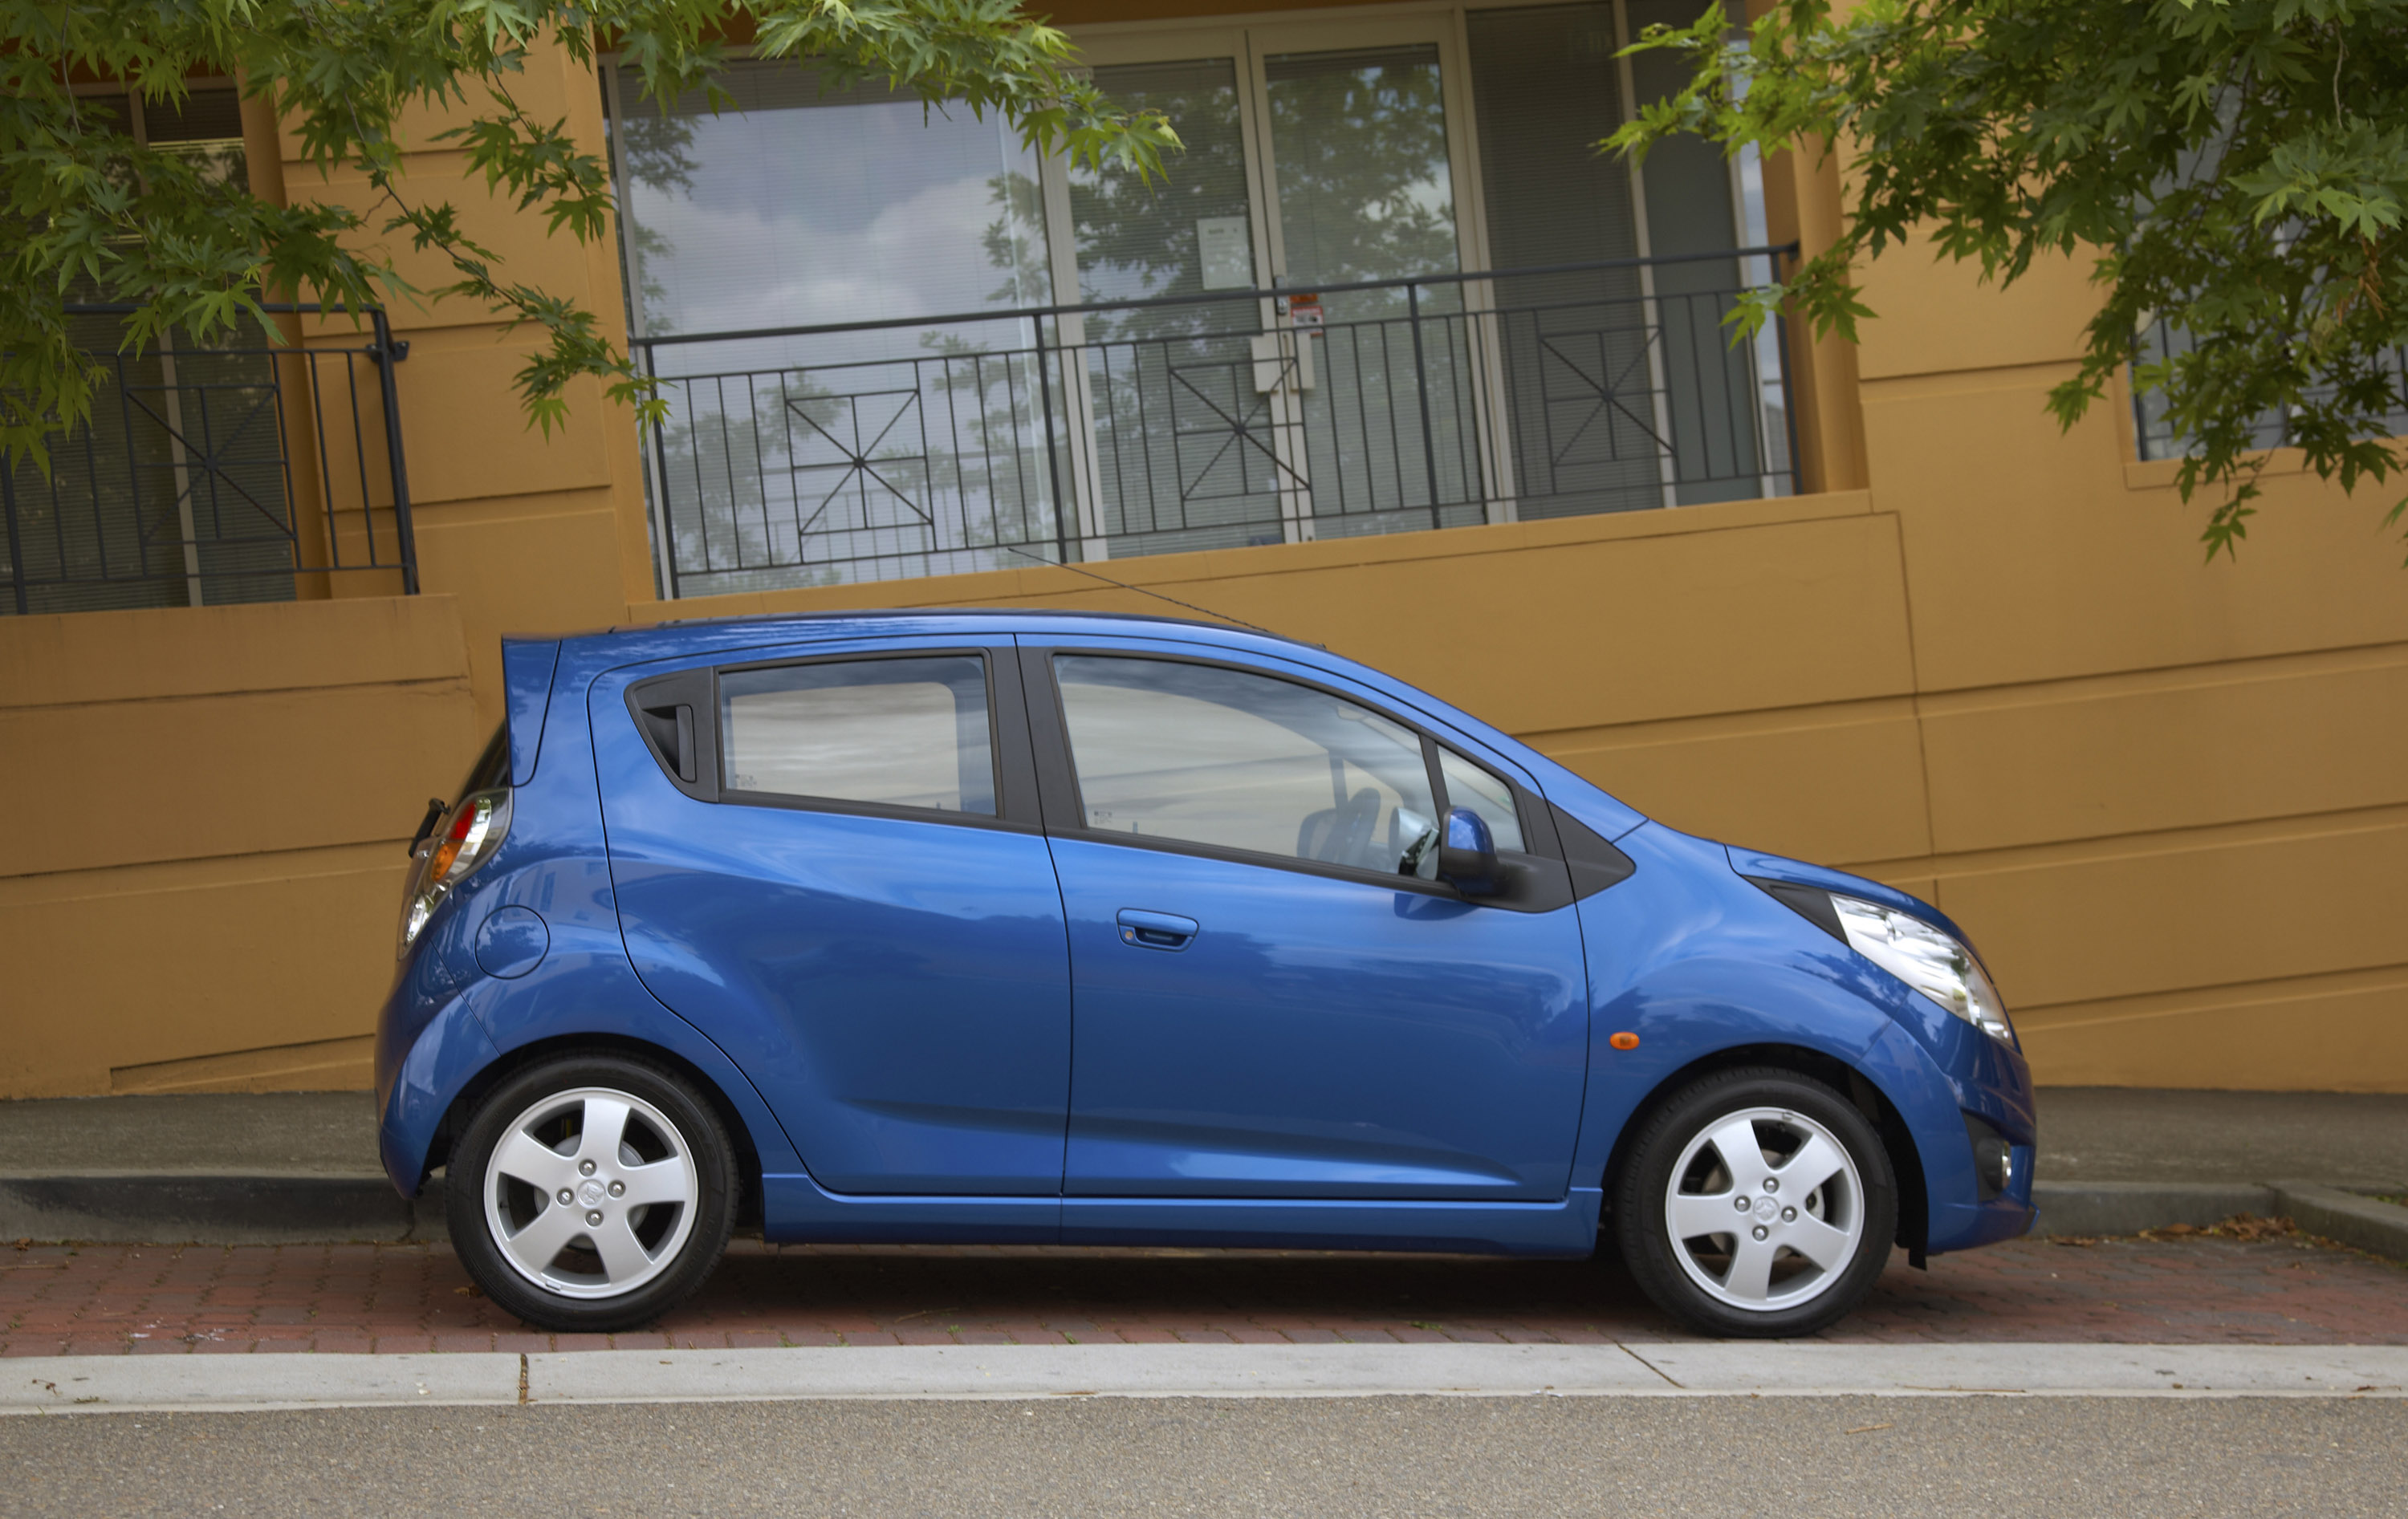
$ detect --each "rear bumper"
[374,986,499,1199]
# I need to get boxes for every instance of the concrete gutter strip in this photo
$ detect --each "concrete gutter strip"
[2273,1181,2408,1262]
[6,1344,2406,1415]
[1621,1342,2408,1396]
[527,1342,1678,1403]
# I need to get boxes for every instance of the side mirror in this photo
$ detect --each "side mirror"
[1436,806,1500,897]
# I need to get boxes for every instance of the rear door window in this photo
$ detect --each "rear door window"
[721,654,996,816]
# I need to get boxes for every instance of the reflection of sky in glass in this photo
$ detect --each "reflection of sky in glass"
[1057,658,1435,870]
[1437,749,1523,853]
[1264,47,1458,320]
[1071,59,1253,317]
[1729,47,1792,488]
[614,63,1051,379]
[721,658,995,814]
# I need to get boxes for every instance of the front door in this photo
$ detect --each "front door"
[592,639,1072,1195]
[1024,640,1591,1200]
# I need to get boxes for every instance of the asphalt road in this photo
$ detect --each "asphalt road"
[6,1394,2402,1517]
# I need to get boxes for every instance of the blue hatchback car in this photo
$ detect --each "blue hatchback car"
[378,610,2036,1338]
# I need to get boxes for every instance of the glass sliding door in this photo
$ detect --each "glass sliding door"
[1064,58,1289,558]
[1465,3,1659,518]
[1463,0,1780,517]
[1260,42,1486,537]
[1622,0,1774,504]
[611,61,1065,594]
[1072,14,1491,551]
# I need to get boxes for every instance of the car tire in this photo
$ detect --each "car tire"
[445,1052,737,1334]
[1614,1067,1898,1338]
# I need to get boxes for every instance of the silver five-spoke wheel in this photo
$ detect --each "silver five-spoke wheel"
[1664,1106,1864,1311]
[1616,1068,1897,1338]
[482,1086,700,1300]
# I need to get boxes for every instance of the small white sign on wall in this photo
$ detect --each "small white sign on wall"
[1196,216,1255,291]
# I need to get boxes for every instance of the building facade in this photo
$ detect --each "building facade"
[6,0,2405,1099]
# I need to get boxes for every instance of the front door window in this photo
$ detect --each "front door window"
[1054,655,1439,874]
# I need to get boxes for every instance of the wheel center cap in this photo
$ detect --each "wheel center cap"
[578,1178,609,1209]
[1751,1194,1780,1224]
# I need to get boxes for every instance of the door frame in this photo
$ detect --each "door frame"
[1055,13,1521,539]
[1012,634,1582,915]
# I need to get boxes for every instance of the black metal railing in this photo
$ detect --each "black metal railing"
[2,304,417,615]
[632,248,1797,598]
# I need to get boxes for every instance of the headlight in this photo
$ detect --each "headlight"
[1828,893,2014,1045]
[397,789,511,956]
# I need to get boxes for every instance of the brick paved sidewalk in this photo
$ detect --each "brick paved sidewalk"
[4,1231,2402,1359]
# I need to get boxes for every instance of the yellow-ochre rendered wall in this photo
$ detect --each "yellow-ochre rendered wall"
[0,42,653,1098]
[0,597,480,1095]
[2,37,2402,1096]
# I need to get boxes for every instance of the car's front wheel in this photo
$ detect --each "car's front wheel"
[445,1053,736,1334]
[1614,1067,1898,1338]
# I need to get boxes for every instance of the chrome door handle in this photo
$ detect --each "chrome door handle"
[1116,908,1198,951]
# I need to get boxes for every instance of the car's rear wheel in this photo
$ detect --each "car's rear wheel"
[446,1053,735,1334]
[1614,1067,1897,1338]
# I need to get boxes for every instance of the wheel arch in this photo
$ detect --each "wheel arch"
[429,1032,767,1231]
[1596,1042,1930,1257]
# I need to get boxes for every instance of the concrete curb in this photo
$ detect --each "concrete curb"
[0,1174,448,1245]
[7,1343,2406,1415]
[2,1353,518,1414]
[2273,1181,2408,1262]
[2030,1181,2278,1237]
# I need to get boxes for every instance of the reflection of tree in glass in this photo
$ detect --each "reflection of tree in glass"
[915,329,1064,554]
[649,371,859,581]
[610,106,700,334]
[1059,68,1258,344]
[649,335,1065,583]
[978,169,1056,317]
[1266,54,1458,320]
[956,53,1474,543]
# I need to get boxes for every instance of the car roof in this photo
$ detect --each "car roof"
[614,605,1308,646]
[529,606,1320,666]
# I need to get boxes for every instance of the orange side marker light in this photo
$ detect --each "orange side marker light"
[1609,1031,1641,1051]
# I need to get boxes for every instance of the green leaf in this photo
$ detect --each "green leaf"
[1604,0,2408,563]
[1,0,1177,459]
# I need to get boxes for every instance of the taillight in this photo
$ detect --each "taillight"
[397,789,512,956]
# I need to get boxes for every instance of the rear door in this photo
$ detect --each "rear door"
[590,636,1071,1195]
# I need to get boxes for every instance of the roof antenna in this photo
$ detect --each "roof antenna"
[1000,543,1315,646]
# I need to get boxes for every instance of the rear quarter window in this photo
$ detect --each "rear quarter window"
[720,655,996,815]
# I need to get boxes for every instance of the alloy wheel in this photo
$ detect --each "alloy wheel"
[1662,1105,1866,1312]
[482,1086,700,1300]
